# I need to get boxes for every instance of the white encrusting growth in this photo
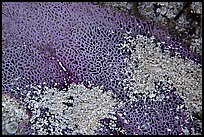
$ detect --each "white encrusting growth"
[23,84,117,135]
[120,30,202,114]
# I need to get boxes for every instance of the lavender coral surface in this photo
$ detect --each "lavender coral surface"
[2,2,201,101]
[2,2,202,135]
[2,2,132,102]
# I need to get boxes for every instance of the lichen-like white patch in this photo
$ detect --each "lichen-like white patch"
[24,84,117,135]
[120,31,202,114]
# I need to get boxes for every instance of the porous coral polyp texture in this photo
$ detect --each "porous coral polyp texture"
[2,2,201,103]
[98,91,201,135]
[2,44,70,102]
[3,2,202,64]
[2,2,131,101]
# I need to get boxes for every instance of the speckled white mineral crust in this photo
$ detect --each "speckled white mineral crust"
[120,30,202,113]
[24,84,117,135]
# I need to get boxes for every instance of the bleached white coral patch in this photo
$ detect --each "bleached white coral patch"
[121,31,202,113]
[24,84,117,135]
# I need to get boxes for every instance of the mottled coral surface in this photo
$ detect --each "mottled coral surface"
[2,2,202,135]
[2,2,131,102]
[97,81,202,135]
